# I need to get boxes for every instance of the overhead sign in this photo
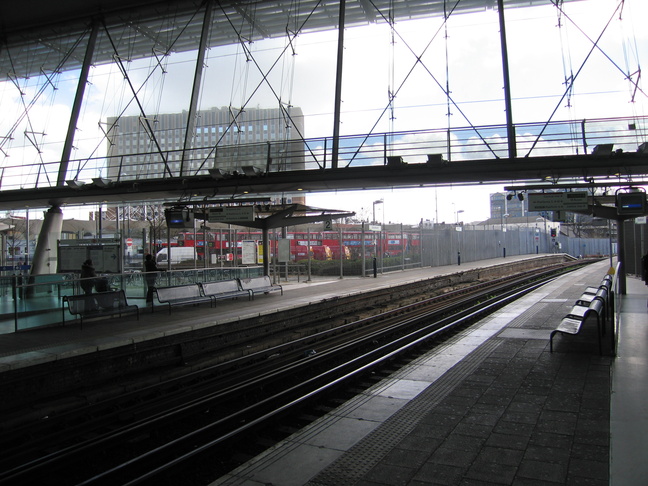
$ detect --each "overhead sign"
[208,206,255,223]
[617,192,646,215]
[528,192,588,211]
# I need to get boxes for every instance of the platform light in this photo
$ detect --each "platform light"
[66,179,85,189]
[517,193,525,201]
[241,166,262,176]
[208,168,228,180]
[426,154,446,165]
[92,177,112,188]
[591,144,614,156]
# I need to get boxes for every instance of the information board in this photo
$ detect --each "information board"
[58,246,88,273]
[57,239,122,273]
[88,245,120,273]
[208,206,255,223]
[528,192,588,211]
[278,239,291,263]
[241,240,257,265]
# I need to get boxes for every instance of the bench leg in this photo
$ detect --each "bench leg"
[549,331,556,353]
[596,317,602,355]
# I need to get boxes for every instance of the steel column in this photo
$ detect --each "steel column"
[57,22,99,186]
[181,1,213,176]
[29,206,63,276]
[331,0,346,169]
[497,0,517,159]
[617,219,626,294]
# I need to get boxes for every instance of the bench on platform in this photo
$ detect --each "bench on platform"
[153,284,213,313]
[575,287,609,322]
[239,276,283,298]
[550,298,604,354]
[200,280,252,303]
[63,290,139,328]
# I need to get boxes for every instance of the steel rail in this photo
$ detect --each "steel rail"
[0,262,584,485]
[112,277,554,486]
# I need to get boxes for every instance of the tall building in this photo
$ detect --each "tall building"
[104,106,306,215]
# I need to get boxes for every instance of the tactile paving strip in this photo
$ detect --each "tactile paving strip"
[506,301,549,328]
[306,338,504,486]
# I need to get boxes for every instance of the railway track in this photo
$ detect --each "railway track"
[0,260,590,486]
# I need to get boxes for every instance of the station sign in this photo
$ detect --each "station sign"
[208,206,255,223]
[527,192,588,212]
[368,224,382,232]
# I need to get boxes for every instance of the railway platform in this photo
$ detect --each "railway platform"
[212,260,647,486]
[0,253,558,367]
[0,255,645,485]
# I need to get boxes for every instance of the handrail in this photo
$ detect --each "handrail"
[1,114,647,191]
[2,266,265,333]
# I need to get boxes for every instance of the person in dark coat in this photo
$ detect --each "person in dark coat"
[80,259,96,295]
[144,254,159,303]
[642,253,648,286]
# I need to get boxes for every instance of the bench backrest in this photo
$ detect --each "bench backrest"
[569,299,604,320]
[240,276,272,291]
[156,284,202,301]
[66,290,127,313]
[594,287,608,302]
[201,280,241,295]
[94,290,127,310]
[66,295,100,314]
[589,298,604,314]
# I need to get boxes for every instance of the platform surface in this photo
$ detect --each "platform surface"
[210,260,646,486]
[0,254,552,369]
[1,256,644,485]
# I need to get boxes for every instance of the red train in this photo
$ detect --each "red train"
[169,229,418,262]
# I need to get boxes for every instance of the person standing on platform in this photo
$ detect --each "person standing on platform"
[642,253,648,286]
[144,254,159,304]
[80,259,96,295]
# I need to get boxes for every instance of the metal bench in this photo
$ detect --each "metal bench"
[63,290,139,328]
[575,287,609,321]
[153,284,213,313]
[550,298,604,354]
[239,276,283,298]
[200,280,252,303]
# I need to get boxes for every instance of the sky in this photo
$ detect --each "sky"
[1,0,647,226]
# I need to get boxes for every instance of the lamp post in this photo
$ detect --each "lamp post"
[502,213,509,257]
[373,199,383,271]
[372,199,383,224]
[535,217,544,253]
[455,209,464,224]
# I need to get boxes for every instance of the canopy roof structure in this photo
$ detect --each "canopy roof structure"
[183,202,356,229]
[1,0,643,217]
[1,0,578,80]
